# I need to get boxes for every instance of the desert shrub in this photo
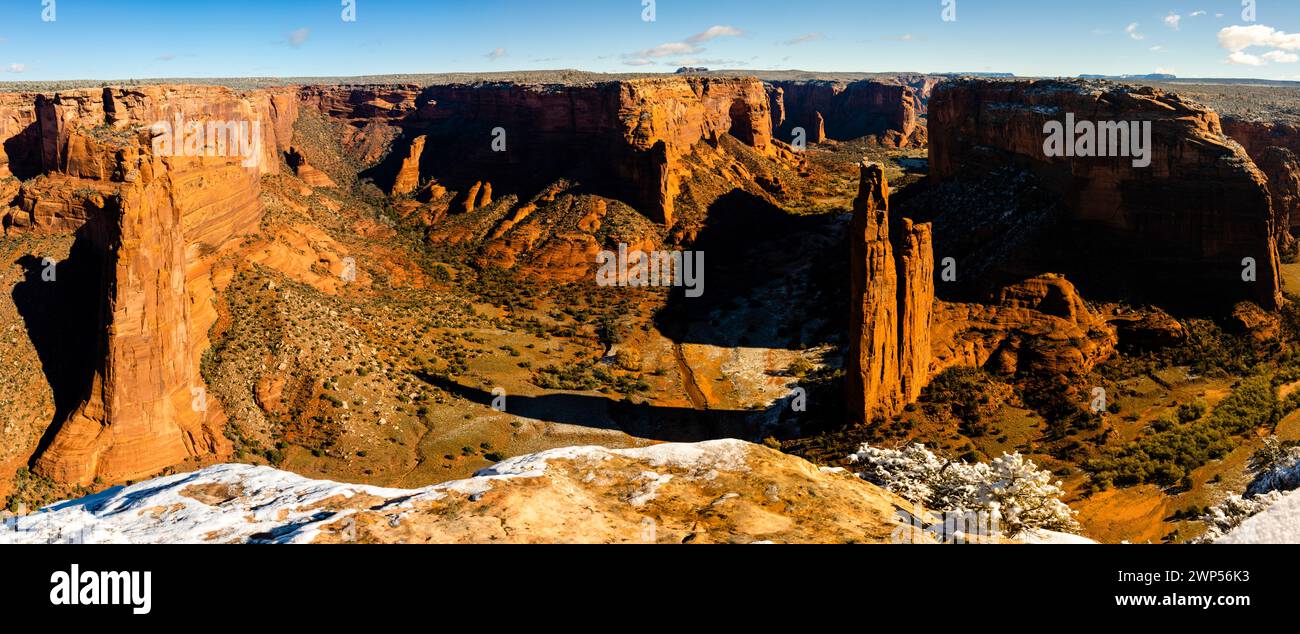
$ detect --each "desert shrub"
[1176,400,1207,423]
[1087,376,1277,488]
[848,443,1081,538]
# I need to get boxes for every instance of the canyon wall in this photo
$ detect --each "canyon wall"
[2,85,297,485]
[1222,117,1300,245]
[412,77,781,225]
[930,79,1282,311]
[300,78,785,226]
[0,93,40,183]
[769,80,924,147]
[847,162,934,424]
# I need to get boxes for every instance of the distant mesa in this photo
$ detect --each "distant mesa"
[1077,73,1177,80]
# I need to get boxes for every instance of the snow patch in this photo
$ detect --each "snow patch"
[0,440,756,544]
[1218,488,1300,544]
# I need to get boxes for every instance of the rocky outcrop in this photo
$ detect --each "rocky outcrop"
[285,146,337,188]
[932,275,1117,377]
[765,84,787,130]
[1220,118,1300,245]
[1221,118,1300,162]
[847,162,934,424]
[300,78,789,226]
[770,80,924,147]
[2,85,299,485]
[408,77,783,225]
[390,134,426,195]
[1254,147,1300,249]
[811,112,826,144]
[1,440,923,544]
[0,92,40,183]
[1109,309,1187,350]
[295,85,420,166]
[929,79,1282,312]
[897,74,943,116]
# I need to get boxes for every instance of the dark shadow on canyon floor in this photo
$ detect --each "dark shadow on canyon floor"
[419,373,782,443]
[653,189,850,350]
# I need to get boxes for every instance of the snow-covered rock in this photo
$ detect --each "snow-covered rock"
[0,440,923,544]
[1217,488,1300,544]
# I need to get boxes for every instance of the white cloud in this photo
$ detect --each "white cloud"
[157,53,175,61]
[625,25,742,64]
[485,47,507,61]
[1264,50,1300,63]
[1190,11,1206,17]
[1150,45,1165,52]
[1164,13,1181,30]
[1126,23,1145,40]
[2,63,25,73]
[1227,50,1266,66]
[1218,25,1300,52]
[784,32,824,46]
[686,25,743,43]
[631,42,701,58]
[287,28,310,48]
[675,57,746,67]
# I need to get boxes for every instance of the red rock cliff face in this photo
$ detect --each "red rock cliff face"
[930,79,1282,311]
[0,93,41,183]
[847,162,934,424]
[770,80,923,147]
[404,77,780,225]
[1222,118,1300,244]
[3,85,297,485]
[296,84,419,165]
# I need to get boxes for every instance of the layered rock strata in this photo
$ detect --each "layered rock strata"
[847,162,934,424]
[930,79,1282,311]
[2,86,297,484]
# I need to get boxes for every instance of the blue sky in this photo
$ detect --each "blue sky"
[2,0,1300,81]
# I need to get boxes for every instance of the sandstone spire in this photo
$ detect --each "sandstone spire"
[847,162,934,424]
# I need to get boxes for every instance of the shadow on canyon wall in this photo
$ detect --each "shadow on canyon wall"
[11,227,104,462]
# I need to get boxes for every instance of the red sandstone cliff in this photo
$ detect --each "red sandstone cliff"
[1221,118,1300,246]
[930,79,1282,312]
[770,80,924,148]
[2,85,297,485]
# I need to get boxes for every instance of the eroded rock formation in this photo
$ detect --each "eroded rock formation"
[1254,146,1300,249]
[285,145,337,188]
[847,162,934,424]
[932,275,1117,378]
[930,79,1282,312]
[1221,118,1300,246]
[770,80,924,147]
[413,77,784,225]
[3,86,297,485]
